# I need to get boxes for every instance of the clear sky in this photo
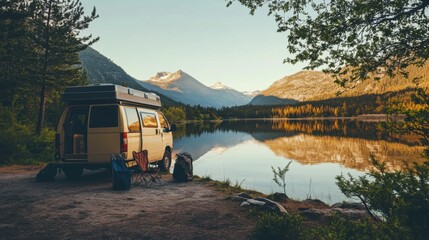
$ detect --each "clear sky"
[80,0,307,92]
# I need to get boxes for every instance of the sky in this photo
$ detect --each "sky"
[80,0,308,92]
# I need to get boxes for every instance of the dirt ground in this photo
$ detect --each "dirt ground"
[0,166,256,240]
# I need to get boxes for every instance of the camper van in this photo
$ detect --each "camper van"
[55,84,176,179]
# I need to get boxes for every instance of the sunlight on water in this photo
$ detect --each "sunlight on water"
[193,138,364,204]
[173,120,425,204]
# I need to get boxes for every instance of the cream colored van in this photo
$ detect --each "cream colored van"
[55,84,176,179]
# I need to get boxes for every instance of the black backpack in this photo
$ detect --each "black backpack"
[173,152,193,182]
[36,163,57,182]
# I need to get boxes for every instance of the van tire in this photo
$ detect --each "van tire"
[63,166,84,179]
[159,149,171,172]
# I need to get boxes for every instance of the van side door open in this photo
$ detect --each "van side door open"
[64,106,89,160]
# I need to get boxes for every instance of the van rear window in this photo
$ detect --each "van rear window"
[89,105,118,128]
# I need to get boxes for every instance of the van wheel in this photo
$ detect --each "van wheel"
[63,166,84,179]
[158,149,171,172]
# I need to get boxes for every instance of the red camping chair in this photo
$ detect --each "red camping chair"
[132,150,161,187]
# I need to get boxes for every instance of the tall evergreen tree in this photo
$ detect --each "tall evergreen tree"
[0,0,37,109]
[29,0,98,134]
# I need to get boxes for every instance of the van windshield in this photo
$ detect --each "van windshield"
[89,105,118,128]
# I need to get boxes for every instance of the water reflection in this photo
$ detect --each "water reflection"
[172,120,425,203]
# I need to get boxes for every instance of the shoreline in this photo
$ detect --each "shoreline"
[172,114,392,124]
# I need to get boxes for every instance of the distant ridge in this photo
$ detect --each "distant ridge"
[249,95,298,106]
[250,71,340,105]
[252,66,429,105]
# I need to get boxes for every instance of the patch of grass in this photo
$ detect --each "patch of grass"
[233,179,246,189]
[8,159,46,166]
[194,175,262,196]
[218,178,232,188]
[195,175,213,182]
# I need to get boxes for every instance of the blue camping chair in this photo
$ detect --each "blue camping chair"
[111,154,132,190]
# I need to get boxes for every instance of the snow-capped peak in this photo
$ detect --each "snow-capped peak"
[210,82,232,90]
[242,90,262,97]
[149,72,172,81]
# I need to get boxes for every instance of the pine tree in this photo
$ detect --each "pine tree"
[29,0,98,134]
[0,1,36,107]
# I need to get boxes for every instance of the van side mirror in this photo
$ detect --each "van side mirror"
[170,124,177,132]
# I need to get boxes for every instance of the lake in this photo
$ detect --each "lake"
[171,119,425,204]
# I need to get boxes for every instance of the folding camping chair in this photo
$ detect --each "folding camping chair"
[132,150,161,187]
[111,154,132,190]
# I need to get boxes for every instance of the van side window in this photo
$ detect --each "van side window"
[89,105,118,128]
[124,107,140,132]
[140,112,158,128]
[158,113,169,129]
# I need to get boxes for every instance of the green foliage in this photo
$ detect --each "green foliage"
[384,88,429,157]
[220,178,232,188]
[184,105,221,121]
[252,213,304,240]
[229,0,429,86]
[0,0,98,164]
[199,175,213,182]
[0,107,54,165]
[272,161,292,195]
[163,106,186,122]
[0,0,98,134]
[218,89,417,119]
[313,215,411,240]
[31,0,98,134]
[251,212,411,240]
[233,179,246,189]
[336,157,429,239]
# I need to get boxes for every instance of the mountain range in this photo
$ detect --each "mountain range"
[79,47,429,108]
[79,48,253,108]
[138,70,252,108]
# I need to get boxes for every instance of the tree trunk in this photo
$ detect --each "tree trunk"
[35,0,52,135]
[36,84,46,135]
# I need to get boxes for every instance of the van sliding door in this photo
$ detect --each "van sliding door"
[124,107,142,156]
[139,110,163,161]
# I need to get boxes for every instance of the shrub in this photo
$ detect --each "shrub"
[313,215,411,240]
[336,157,429,239]
[272,161,292,195]
[0,107,54,165]
[252,213,304,240]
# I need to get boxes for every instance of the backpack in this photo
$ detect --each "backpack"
[36,163,57,182]
[173,152,193,182]
[111,154,132,190]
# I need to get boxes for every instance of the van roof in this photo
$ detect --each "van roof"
[62,84,161,109]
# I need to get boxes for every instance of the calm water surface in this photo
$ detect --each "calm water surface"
[172,120,425,204]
